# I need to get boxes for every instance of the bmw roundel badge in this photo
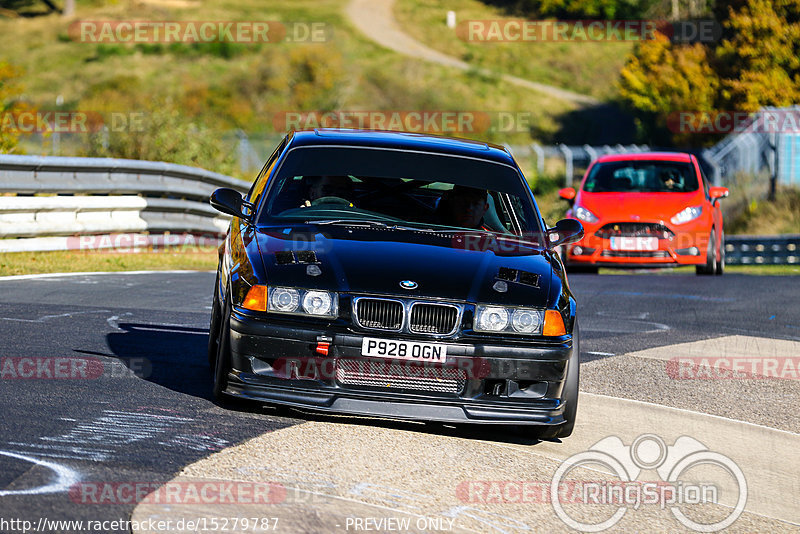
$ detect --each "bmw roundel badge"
[400,280,418,290]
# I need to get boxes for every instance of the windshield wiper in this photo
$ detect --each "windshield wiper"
[392,225,475,234]
[308,219,391,228]
[309,220,496,235]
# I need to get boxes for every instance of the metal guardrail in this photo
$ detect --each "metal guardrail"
[506,143,649,185]
[1,155,797,265]
[0,155,250,253]
[725,235,800,265]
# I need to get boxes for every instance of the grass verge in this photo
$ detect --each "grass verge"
[2,250,795,277]
[725,187,800,235]
[0,249,218,277]
[394,0,631,100]
[1,0,577,167]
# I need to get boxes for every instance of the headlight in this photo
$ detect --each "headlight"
[575,206,599,223]
[511,308,542,333]
[302,290,334,316]
[266,286,337,318]
[670,206,703,225]
[269,287,300,313]
[476,306,509,332]
[475,305,544,335]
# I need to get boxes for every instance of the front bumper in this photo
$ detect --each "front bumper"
[224,311,575,426]
[565,221,711,268]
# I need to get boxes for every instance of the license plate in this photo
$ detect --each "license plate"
[361,338,447,363]
[610,236,658,251]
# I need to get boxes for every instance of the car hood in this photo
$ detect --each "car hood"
[578,191,704,222]
[254,226,553,306]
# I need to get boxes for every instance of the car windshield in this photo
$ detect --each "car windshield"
[583,160,699,193]
[258,145,542,238]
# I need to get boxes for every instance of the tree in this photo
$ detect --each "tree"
[618,0,800,145]
[480,0,658,19]
[715,0,800,111]
[618,32,718,145]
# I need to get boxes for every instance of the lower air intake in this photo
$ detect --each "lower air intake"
[336,359,466,394]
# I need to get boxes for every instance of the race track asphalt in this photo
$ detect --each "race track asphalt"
[0,271,798,533]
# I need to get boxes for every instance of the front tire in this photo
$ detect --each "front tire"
[555,322,580,438]
[715,230,725,275]
[529,322,580,440]
[211,289,232,401]
[696,229,717,276]
[208,273,222,368]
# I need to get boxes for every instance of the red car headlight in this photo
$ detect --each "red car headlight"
[670,206,703,225]
[575,206,599,223]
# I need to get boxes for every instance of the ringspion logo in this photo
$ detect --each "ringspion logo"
[550,434,747,532]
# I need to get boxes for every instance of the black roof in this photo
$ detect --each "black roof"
[287,129,516,166]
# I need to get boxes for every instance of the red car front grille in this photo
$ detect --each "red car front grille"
[595,223,674,240]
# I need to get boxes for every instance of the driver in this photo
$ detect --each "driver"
[300,175,354,207]
[659,169,679,191]
[438,185,492,230]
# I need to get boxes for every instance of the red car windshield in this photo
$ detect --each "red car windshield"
[583,160,699,193]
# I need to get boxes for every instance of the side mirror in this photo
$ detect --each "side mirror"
[548,218,584,248]
[709,187,729,202]
[209,188,253,222]
[558,187,577,202]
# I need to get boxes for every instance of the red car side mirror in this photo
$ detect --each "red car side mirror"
[709,187,729,202]
[558,188,576,201]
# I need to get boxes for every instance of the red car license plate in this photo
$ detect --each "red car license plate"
[610,236,658,251]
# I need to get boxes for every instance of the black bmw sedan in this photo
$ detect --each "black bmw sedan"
[208,129,583,439]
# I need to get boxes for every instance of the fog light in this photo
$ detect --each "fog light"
[573,246,583,255]
[676,247,700,256]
